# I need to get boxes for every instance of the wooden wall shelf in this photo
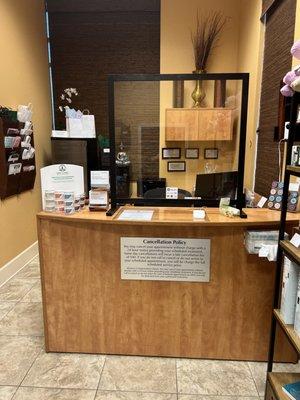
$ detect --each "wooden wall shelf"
[165,108,234,141]
[280,240,300,264]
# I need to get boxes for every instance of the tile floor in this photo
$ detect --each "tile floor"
[0,255,299,399]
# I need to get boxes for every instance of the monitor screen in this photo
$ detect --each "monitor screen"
[195,171,238,200]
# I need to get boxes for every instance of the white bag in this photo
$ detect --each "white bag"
[81,114,96,137]
[17,103,33,123]
[66,117,82,137]
[66,110,96,138]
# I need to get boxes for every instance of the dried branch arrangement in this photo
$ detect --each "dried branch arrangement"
[191,11,227,72]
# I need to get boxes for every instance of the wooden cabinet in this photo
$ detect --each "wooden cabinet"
[165,108,234,141]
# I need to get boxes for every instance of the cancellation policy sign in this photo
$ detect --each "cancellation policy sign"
[121,237,211,282]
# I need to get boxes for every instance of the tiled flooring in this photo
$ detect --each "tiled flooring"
[0,256,299,399]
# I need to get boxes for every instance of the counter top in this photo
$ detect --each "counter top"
[37,206,300,227]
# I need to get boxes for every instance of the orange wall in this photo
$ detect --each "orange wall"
[160,0,264,190]
[237,0,264,189]
[0,0,52,267]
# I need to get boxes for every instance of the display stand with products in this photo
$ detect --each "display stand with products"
[266,91,300,400]
[0,115,36,199]
[40,164,85,214]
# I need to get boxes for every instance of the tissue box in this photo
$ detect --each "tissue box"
[245,230,288,254]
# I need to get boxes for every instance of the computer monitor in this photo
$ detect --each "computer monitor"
[195,171,238,200]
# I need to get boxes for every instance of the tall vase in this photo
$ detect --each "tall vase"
[191,70,206,107]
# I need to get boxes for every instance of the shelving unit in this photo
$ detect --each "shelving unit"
[280,240,300,264]
[266,91,300,400]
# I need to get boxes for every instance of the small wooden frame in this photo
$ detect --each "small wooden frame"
[167,161,186,172]
[204,148,218,159]
[162,147,181,159]
[185,148,199,159]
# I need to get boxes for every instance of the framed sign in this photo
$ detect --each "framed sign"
[121,237,211,282]
[162,148,181,159]
[204,148,218,159]
[185,148,199,159]
[167,161,186,172]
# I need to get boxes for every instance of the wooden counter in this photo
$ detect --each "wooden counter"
[37,207,300,361]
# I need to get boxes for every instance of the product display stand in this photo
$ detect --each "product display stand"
[265,91,300,399]
[0,116,36,199]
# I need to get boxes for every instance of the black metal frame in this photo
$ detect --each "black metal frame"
[266,91,300,375]
[107,73,249,216]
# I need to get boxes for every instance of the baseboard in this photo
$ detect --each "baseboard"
[0,241,39,287]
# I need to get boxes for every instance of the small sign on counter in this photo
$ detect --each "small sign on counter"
[166,187,178,199]
[290,233,300,248]
[118,210,154,221]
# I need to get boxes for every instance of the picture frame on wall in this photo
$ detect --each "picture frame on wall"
[185,148,199,159]
[167,161,186,172]
[162,147,181,159]
[204,148,218,159]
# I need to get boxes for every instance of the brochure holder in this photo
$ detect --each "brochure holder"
[0,116,36,199]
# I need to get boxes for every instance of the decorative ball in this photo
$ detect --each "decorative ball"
[291,40,300,59]
[291,76,300,92]
[283,70,297,85]
[280,84,294,97]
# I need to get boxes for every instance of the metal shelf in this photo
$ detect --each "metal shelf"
[280,240,300,265]
[286,165,300,177]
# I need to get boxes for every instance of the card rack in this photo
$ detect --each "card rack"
[0,116,36,199]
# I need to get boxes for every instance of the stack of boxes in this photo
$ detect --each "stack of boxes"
[44,190,85,214]
[89,171,110,211]
[245,230,286,254]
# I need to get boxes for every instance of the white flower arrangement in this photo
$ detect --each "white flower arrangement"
[58,88,79,112]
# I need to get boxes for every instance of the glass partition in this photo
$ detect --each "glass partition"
[108,74,249,211]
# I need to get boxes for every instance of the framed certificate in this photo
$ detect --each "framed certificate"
[167,161,186,172]
[162,148,181,159]
[185,148,199,159]
[204,148,218,159]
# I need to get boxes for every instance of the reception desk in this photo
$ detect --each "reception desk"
[37,207,299,361]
